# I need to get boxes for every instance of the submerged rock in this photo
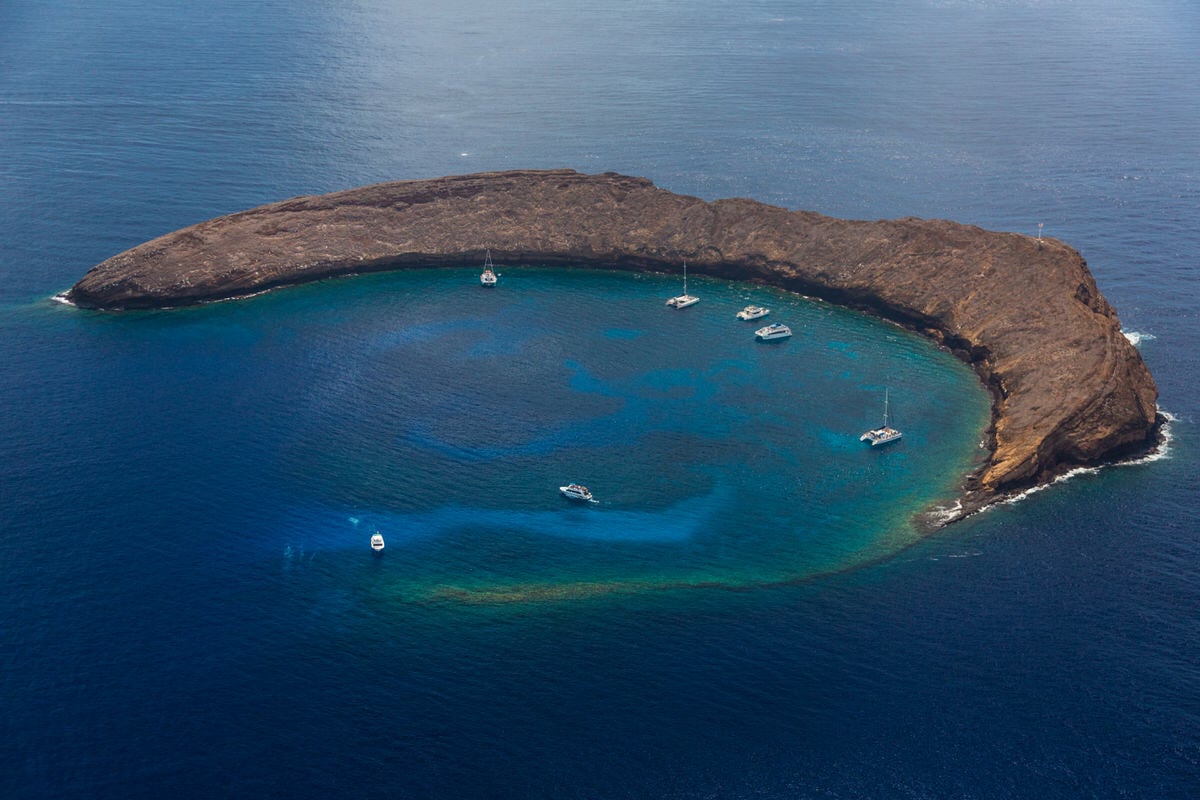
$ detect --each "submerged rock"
[67,169,1159,510]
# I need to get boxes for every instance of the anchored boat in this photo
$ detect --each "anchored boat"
[737,305,769,320]
[665,261,699,308]
[559,483,596,503]
[479,249,497,286]
[755,322,792,341]
[860,388,903,447]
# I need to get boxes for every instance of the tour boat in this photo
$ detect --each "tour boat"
[480,249,497,286]
[737,305,770,320]
[370,531,385,551]
[755,322,792,341]
[665,261,699,308]
[860,388,903,447]
[559,483,596,503]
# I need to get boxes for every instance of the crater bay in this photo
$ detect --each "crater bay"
[6,0,1195,794]
[142,266,993,602]
[68,170,1161,513]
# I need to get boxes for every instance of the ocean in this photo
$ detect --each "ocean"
[1,1,1197,797]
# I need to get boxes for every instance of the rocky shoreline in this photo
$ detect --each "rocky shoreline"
[67,169,1160,516]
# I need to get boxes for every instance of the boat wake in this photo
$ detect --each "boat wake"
[927,549,983,561]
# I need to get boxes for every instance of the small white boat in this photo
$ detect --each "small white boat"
[861,426,902,446]
[666,294,699,309]
[370,531,385,551]
[737,305,770,320]
[480,249,497,286]
[755,322,792,340]
[860,388,903,447]
[665,260,699,308]
[559,483,596,503]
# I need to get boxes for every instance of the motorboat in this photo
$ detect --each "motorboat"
[480,249,497,286]
[737,305,769,320]
[559,483,595,503]
[370,531,385,551]
[665,260,699,308]
[755,322,792,341]
[860,388,903,447]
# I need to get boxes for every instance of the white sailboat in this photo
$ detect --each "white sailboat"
[860,388,903,446]
[480,249,497,286]
[665,260,699,308]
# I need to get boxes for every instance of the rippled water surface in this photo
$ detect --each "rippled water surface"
[2,1,1197,797]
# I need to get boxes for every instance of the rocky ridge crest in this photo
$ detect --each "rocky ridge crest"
[67,169,1160,513]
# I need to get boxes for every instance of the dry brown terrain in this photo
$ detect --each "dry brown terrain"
[67,169,1159,513]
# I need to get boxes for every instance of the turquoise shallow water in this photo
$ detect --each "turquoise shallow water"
[80,266,989,603]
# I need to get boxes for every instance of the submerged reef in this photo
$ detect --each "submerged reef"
[68,169,1160,514]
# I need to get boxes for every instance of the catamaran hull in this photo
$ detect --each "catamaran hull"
[860,429,902,446]
[755,324,792,340]
[737,307,769,320]
[666,295,699,308]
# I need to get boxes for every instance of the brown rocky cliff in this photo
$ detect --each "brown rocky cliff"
[67,169,1159,507]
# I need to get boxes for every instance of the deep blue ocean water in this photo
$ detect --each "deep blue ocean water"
[2,1,1197,797]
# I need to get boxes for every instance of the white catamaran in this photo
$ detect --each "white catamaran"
[480,249,497,286]
[665,261,699,308]
[860,388,903,447]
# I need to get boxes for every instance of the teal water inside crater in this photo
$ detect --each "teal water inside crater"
[6,0,1198,794]
[66,266,988,602]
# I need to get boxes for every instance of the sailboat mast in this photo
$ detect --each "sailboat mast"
[683,260,688,295]
[883,388,890,426]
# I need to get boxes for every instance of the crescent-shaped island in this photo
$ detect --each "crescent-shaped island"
[66,169,1160,520]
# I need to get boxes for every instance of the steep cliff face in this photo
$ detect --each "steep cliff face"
[67,169,1159,505]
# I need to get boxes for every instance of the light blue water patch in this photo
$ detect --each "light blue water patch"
[239,268,993,591]
[5,1,1195,796]
[279,487,728,561]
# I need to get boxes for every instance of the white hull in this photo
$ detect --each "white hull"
[755,323,792,340]
[860,427,903,446]
[370,532,385,551]
[480,248,497,285]
[737,305,769,320]
[559,484,595,503]
[861,389,902,446]
[666,261,697,308]
[666,294,699,308]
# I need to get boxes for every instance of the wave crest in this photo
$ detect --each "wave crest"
[1122,329,1156,347]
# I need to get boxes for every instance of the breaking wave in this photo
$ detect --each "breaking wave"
[1123,329,1156,347]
